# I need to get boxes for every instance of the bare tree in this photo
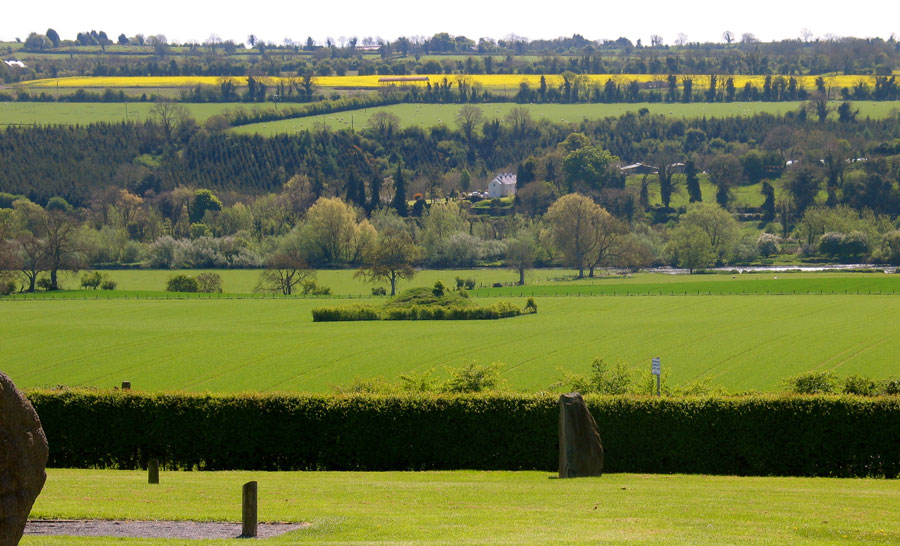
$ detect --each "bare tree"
[650,34,664,47]
[801,28,814,42]
[255,249,314,295]
[722,30,734,44]
[675,33,688,46]
[151,102,191,143]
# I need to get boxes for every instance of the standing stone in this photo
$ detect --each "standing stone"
[0,372,48,546]
[558,392,604,478]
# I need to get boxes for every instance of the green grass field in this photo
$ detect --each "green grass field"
[0,102,237,125]
[4,278,900,393]
[23,469,900,545]
[230,101,900,135]
[5,100,897,130]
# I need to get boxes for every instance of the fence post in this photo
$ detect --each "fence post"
[242,481,258,538]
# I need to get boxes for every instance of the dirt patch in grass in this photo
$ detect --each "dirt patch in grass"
[25,519,309,539]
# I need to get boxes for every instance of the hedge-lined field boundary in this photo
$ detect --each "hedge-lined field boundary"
[27,391,900,477]
[311,301,522,321]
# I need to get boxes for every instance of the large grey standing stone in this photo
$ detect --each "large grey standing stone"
[558,392,604,478]
[0,372,48,546]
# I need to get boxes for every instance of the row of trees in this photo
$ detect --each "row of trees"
[8,187,900,297]
[7,29,898,84]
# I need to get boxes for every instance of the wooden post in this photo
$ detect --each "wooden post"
[241,481,258,538]
[148,459,159,484]
[121,381,131,390]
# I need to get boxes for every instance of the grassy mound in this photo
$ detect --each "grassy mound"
[383,284,472,309]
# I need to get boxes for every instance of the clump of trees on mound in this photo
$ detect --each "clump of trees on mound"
[311,281,534,321]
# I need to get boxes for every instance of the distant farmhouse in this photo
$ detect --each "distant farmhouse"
[3,59,26,68]
[487,172,517,198]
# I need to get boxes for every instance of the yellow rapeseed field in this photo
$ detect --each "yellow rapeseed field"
[18,74,884,90]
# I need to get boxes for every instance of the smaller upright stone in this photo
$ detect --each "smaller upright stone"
[0,372,49,546]
[558,392,604,478]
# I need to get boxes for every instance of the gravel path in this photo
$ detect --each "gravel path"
[25,519,309,539]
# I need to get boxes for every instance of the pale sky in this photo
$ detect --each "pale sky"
[2,0,897,47]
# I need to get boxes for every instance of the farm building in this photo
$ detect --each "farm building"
[3,59,26,68]
[620,162,658,175]
[487,173,517,198]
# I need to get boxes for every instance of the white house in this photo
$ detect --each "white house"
[487,172,517,198]
[3,60,27,68]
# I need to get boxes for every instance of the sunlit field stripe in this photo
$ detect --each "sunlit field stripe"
[17,74,885,90]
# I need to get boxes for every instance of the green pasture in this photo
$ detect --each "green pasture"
[24,469,900,545]
[12,269,899,299]
[474,273,900,297]
[3,100,898,130]
[230,101,900,135]
[0,102,237,125]
[4,289,900,393]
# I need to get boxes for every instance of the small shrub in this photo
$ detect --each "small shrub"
[399,369,439,393]
[455,277,465,289]
[37,278,54,291]
[432,280,446,297]
[331,377,399,395]
[492,282,503,288]
[843,374,878,396]
[524,297,537,314]
[301,279,332,295]
[880,377,900,395]
[1,280,16,295]
[80,271,103,290]
[196,272,223,293]
[100,279,117,291]
[786,371,839,394]
[563,358,632,395]
[166,274,199,293]
[371,286,387,296]
[442,362,504,393]
[464,278,476,290]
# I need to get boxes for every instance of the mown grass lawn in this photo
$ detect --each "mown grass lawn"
[23,469,900,545]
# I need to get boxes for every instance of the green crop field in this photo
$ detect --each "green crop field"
[4,273,900,393]
[23,469,900,545]
[230,101,900,136]
[0,102,237,125]
[4,100,898,131]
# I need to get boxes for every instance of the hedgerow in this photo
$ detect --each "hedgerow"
[27,390,900,477]
[312,302,522,321]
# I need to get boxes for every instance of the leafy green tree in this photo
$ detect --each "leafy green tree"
[545,193,607,278]
[563,145,617,191]
[708,154,743,209]
[391,165,408,217]
[666,224,715,273]
[46,28,60,47]
[685,159,702,203]
[296,197,375,266]
[356,214,420,296]
[189,189,222,223]
[504,229,538,285]
[678,202,739,263]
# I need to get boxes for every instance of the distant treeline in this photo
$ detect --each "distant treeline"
[5,75,900,107]
[5,31,899,84]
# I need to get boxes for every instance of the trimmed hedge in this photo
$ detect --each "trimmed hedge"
[26,391,900,477]
[312,302,522,322]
